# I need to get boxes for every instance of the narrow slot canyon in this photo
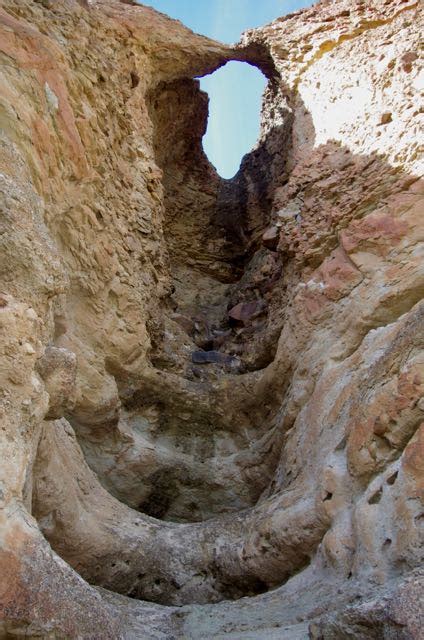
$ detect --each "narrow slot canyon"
[32,49,305,604]
[0,1,423,638]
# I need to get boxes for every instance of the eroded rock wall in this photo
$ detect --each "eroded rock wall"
[0,0,423,638]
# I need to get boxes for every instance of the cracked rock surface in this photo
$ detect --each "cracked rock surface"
[0,0,423,638]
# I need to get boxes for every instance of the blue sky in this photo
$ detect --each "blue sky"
[140,1,313,177]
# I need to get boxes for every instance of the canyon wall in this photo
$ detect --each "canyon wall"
[0,0,422,638]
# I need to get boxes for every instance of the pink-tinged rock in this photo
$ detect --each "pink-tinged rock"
[340,212,409,256]
[316,247,363,301]
[401,51,418,73]
[228,300,265,325]
[262,226,279,250]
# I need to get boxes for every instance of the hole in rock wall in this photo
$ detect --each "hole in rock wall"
[199,61,267,178]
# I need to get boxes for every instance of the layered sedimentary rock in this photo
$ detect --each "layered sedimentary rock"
[0,0,423,638]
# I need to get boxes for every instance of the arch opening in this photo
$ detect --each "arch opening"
[199,61,267,179]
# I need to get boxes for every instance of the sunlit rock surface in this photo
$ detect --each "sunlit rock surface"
[0,0,422,637]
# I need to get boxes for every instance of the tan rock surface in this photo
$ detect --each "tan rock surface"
[0,0,423,637]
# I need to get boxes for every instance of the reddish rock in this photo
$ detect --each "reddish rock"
[401,51,418,72]
[340,212,409,255]
[228,300,265,325]
[316,247,363,302]
[262,225,279,250]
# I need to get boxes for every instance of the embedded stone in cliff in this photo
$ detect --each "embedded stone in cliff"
[262,225,279,250]
[379,111,393,125]
[228,300,265,325]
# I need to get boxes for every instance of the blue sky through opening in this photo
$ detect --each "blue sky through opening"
[140,1,312,178]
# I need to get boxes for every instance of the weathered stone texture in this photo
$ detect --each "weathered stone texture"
[0,0,422,637]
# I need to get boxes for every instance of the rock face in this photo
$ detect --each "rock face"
[0,0,423,637]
